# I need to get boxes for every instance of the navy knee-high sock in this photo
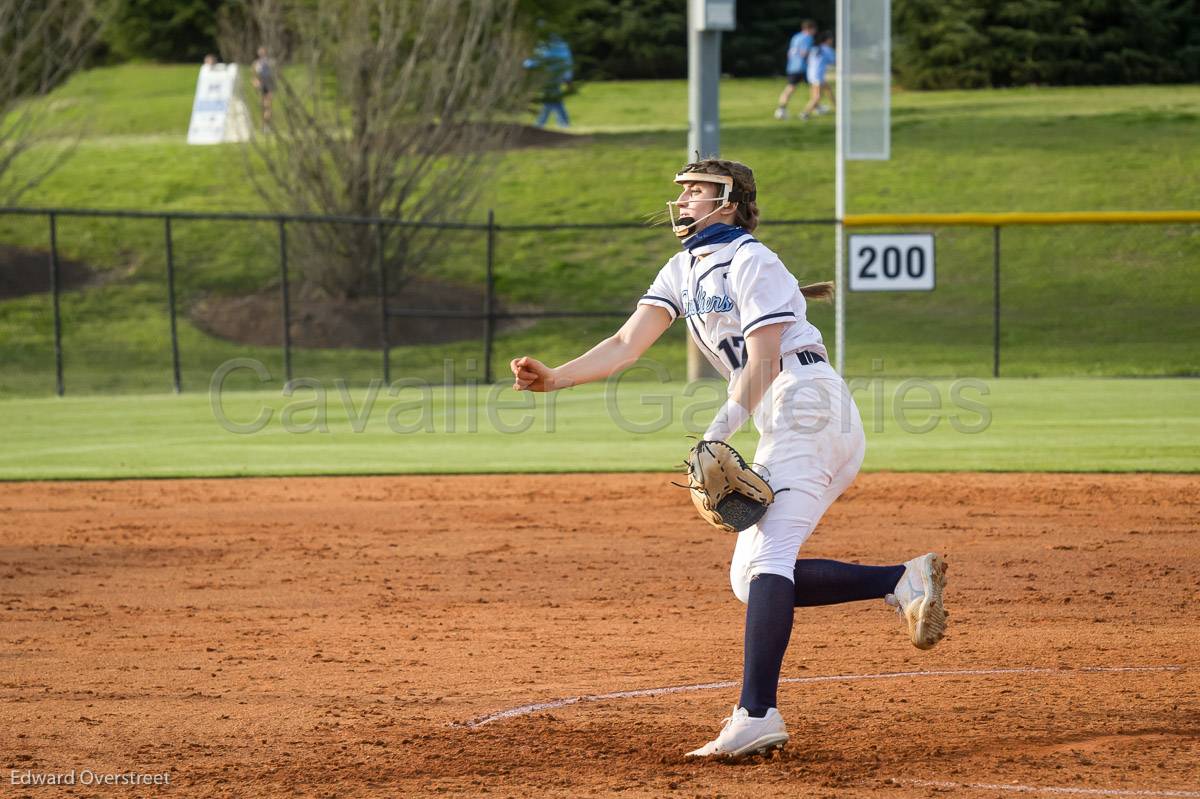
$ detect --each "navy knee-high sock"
[738,563,906,717]
[792,558,905,607]
[738,573,795,717]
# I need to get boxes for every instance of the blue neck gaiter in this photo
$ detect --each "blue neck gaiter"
[682,222,747,253]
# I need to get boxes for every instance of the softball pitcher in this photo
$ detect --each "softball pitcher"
[510,158,948,759]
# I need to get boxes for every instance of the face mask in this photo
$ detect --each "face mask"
[666,171,755,238]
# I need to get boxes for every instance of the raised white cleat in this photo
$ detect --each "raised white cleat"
[774,107,788,120]
[886,552,948,650]
[685,706,789,759]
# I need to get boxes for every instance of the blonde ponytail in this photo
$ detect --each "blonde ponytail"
[800,281,835,302]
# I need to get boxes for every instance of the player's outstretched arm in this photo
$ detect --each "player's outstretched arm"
[511,304,673,392]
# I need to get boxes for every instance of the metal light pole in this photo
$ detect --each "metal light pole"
[686,0,736,381]
[834,0,847,375]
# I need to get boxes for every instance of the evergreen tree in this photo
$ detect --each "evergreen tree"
[102,0,221,62]
[723,0,835,77]
[562,0,685,80]
[894,0,991,88]
[894,0,1200,88]
[546,0,834,80]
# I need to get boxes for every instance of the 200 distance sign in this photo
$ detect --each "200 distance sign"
[848,233,935,291]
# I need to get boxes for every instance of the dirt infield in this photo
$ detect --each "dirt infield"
[2,473,1197,798]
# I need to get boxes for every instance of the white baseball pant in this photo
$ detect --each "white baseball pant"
[729,360,867,604]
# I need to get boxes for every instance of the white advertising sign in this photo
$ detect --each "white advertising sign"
[187,63,251,145]
[848,233,935,291]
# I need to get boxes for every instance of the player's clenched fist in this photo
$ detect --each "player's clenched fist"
[510,356,558,392]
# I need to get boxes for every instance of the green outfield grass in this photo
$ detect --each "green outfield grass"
[1,66,1198,398]
[0,378,1195,480]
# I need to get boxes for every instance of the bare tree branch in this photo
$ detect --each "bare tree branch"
[0,0,100,203]
[221,0,529,299]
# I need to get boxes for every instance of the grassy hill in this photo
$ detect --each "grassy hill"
[1,65,1198,396]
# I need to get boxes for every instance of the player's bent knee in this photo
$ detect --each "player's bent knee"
[731,563,795,605]
[730,571,751,604]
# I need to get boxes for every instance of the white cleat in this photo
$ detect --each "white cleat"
[685,706,789,759]
[886,552,949,650]
[774,107,788,120]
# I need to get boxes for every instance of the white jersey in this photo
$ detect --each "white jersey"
[638,232,828,380]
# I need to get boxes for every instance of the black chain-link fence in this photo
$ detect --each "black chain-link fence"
[0,207,1196,396]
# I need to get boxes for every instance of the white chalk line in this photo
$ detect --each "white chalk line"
[453,666,1193,799]
[453,665,1184,729]
[897,779,1200,798]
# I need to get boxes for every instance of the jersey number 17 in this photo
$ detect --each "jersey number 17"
[717,336,747,369]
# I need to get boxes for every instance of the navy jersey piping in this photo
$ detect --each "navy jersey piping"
[639,294,681,318]
[694,259,732,284]
[743,310,796,334]
[693,236,758,282]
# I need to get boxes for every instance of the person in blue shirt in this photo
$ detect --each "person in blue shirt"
[775,20,817,120]
[524,34,574,128]
[800,32,836,121]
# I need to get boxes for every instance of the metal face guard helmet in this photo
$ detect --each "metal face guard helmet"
[666,171,755,238]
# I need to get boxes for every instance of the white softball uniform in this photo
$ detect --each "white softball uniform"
[639,232,866,603]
